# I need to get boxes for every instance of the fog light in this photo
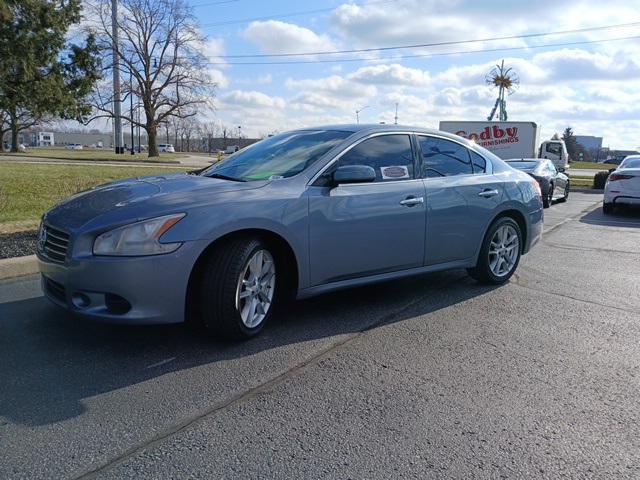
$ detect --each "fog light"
[71,293,91,309]
[105,293,131,314]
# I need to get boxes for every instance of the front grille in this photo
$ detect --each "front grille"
[41,225,70,263]
[45,277,66,302]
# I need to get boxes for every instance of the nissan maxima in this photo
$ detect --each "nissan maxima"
[38,125,543,339]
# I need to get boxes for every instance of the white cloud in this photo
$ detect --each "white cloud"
[207,69,229,89]
[242,20,337,55]
[348,63,430,87]
[222,90,286,109]
[285,75,376,99]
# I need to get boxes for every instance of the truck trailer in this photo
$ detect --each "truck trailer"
[439,121,569,169]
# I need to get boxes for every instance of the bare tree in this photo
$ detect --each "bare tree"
[201,120,221,154]
[88,0,215,157]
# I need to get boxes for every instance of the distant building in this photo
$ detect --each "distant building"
[575,135,603,151]
[38,132,54,146]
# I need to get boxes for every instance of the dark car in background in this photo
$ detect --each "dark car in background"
[506,158,569,208]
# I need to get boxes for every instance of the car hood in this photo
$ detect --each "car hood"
[44,173,266,231]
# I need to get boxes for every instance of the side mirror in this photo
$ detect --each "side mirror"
[333,165,376,185]
[558,167,566,173]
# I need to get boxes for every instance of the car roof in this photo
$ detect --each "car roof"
[291,124,469,141]
[505,158,542,162]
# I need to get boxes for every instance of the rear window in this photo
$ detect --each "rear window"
[622,158,640,169]
[507,161,539,171]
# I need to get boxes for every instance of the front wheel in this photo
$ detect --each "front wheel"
[558,182,569,202]
[603,203,614,214]
[467,217,522,285]
[199,237,277,340]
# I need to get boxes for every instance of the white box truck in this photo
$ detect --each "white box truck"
[439,121,569,169]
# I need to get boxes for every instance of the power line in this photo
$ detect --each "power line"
[202,34,640,65]
[192,0,239,7]
[216,20,640,58]
[199,0,397,27]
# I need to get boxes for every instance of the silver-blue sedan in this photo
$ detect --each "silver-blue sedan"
[38,124,543,339]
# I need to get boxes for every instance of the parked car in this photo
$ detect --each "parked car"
[603,157,640,214]
[158,143,175,153]
[65,143,83,150]
[618,155,640,169]
[505,158,569,208]
[38,125,543,340]
[225,145,240,154]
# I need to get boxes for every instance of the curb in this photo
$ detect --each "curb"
[0,255,38,280]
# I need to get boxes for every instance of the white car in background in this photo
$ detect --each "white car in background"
[603,156,640,214]
[158,143,175,153]
[65,143,83,150]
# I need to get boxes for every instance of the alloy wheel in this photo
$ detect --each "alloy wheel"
[488,225,520,277]
[235,249,276,328]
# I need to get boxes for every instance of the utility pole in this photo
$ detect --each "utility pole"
[129,69,134,154]
[394,103,398,125]
[111,0,124,154]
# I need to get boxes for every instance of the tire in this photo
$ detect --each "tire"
[603,202,614,214]
[559,182,569,202]
[199,237,277,340]
[467,216,522,285]
[543,184,553,208]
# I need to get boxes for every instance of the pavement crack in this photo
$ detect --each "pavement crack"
[541,242,639,256]
[71,275,463,480]
[510,279,640,316]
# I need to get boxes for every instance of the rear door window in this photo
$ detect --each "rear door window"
[419,136,473,177]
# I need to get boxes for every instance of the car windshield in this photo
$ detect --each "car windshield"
[506,160,539,171]
[622,158,640,169]
[200,130,353,181]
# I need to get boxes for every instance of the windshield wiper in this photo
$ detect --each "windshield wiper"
[207,173,246,182]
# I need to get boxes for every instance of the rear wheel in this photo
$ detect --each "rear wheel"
[467,216,522,285]
[603,202,614,214]
[543,184,553,208]
[199,237,277,340]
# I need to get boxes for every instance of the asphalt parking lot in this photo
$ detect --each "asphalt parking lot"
[1,191,640,479]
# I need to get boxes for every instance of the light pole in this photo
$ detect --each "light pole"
[394,103,398,125]
[355,105,369,124]
[237,125,242,148]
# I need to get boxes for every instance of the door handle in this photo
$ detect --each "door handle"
[478,189,499,198]
[399,196,424,207]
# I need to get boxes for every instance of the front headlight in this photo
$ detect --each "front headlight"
[93,213,185,256]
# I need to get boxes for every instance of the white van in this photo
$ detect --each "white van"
[158,143,175,153]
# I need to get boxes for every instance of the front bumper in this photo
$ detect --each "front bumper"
[38,240,207,325]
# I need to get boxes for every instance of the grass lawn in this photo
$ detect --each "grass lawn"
[570,161,616,170]
[3,147,185,163]
[0,161,189,232]
[570,175,596,189]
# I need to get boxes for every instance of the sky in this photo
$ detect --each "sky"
[103,0,640,149]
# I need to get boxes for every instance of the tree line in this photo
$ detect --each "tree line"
[0,0,215,158]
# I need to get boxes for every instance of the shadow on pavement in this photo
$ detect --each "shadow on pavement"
[580,204,640,228]
[0,270,499,427]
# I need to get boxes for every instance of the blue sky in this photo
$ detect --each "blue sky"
[110,0,640,148]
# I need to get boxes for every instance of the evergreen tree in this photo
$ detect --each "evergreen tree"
[0,0,100,151]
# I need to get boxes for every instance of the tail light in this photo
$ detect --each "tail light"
[608,173,633,182]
